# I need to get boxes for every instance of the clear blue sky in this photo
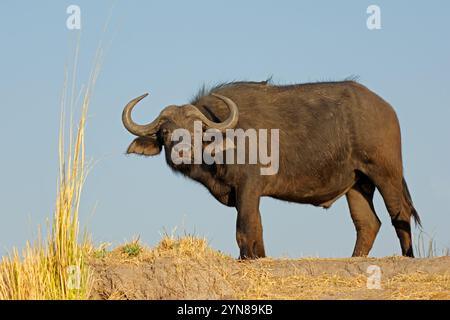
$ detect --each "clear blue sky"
[1,1,449,257]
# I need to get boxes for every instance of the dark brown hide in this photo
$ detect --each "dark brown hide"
[123,80,420,259]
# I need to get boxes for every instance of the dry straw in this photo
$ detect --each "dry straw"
[0,40,102,300]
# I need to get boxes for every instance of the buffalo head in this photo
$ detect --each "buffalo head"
[122,93,239,166]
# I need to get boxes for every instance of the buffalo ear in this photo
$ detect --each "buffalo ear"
[127,137,162,156]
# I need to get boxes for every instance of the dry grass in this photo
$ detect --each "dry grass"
[96,234,230,264]
[0,45,101,300]
[230,263,450,300]
[90,236,450,300]
[386,273,450,300]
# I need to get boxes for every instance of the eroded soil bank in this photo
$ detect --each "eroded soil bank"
[89,238,450,300]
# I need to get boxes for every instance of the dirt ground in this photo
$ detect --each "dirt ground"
[89,237,450,300]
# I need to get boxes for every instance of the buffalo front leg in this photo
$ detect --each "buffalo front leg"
[235,187,266,259]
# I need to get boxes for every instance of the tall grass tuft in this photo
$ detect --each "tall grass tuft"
[415,231,437,258]
[0,45,101,299]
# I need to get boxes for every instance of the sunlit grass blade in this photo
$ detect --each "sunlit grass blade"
[0,42,101,300]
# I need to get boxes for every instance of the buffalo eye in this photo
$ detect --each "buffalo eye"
[161,128,170,137]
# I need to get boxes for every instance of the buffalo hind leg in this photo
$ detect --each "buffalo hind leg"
[235,186,266,259]
[346,179,381,257]
[374,178,414,257]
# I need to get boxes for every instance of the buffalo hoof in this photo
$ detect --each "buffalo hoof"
[238,242,266,260]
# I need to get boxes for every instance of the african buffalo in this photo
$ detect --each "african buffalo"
[122,80,421,259]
